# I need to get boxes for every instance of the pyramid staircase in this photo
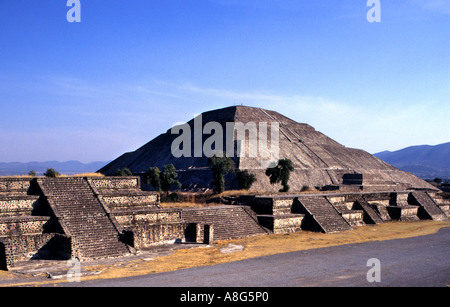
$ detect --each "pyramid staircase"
[295,196,352,233]
[353,200,384,224]
[248,197,305,234]
[325,195,366,226]
[182,205,268,241]
[36,177,131,260]
[409,192,448,221]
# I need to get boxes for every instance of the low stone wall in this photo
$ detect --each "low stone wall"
[88,177,140,190]
[0,196,39,217]
[386,206,419,221]
[127,222,185,249]
[257,214,304,234]
[341,210,365,226]
[113,209,182,226]
[1,233,55,267]
[0,178,31,195]
[0,216,49,236]
[100,194,159,209]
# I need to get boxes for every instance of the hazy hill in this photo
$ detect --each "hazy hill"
[374,142,450,180]
[0,161,109,176]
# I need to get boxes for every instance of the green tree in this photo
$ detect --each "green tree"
[44,168,60,178]
[208,153,235,194]
[160,164,181,196]
[236,169,257,190]
[265,159,294,192]
[115,168,132,176]
[144,167,161,191]
[28,170,36,177]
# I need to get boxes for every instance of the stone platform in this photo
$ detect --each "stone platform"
[0,177,448,271]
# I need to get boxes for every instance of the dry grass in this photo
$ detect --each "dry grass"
[0,270,15,280]
[68,173,104,177]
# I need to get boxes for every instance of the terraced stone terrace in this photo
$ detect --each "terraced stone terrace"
[0,177,448,272]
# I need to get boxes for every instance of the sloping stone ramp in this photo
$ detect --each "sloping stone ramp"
[36,177,131,260]
[296,197,352,233]
[410,192,447,221]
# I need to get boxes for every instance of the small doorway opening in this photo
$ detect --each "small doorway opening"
[0,242,8,271]
[185,223,197,243]
[204,224,212,244]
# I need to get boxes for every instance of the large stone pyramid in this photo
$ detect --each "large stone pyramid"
[99,106,436,192]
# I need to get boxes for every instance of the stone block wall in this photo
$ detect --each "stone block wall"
[0,178,31,195]
[1,234,55,267]
[113,209,182,226]
[130,223,185,249]
[101,194,159,206]
[0,196,39,217]
[88,177,178,248]
[0,216,49,236]
[0,178,60,269]
[257,214,304,234]
[182,206,268,240]
[88,177,140,191]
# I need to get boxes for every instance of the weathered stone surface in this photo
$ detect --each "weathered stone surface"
[182,206,268,241]
[99,106,437,193]
[0,175,447,271]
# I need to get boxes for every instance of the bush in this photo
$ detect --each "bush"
[145,164,181,195]
[144,167,161,191]
[161,192,179,203]
[434,178,443,184]
[44,168,60,178]
[160,164,181,195]
[265,159,294,192]
[237,170,257,190]
[208,153,235,194]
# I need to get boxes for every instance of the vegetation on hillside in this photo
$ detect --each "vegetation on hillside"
[265,159,294,192]
[208,153,235,194]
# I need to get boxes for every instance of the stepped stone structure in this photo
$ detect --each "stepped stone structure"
[243,190,448,234]
[0,106,448,271]
[0,176,448,270]
[0,176,269,270]
[99,106,435,193]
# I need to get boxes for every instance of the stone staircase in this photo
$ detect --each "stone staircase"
[353,200,384,224]
[248,196,305,234]
[295,197,352,233]
[409,192,447,221]
[36,177,131,260]
[326,195,365,226]
[182,205,268,241]
[432,194,450,217]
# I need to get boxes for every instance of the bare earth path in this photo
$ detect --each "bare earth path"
[61,227,450,287]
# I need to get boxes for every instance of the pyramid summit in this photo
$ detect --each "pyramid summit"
[99,105,435,192]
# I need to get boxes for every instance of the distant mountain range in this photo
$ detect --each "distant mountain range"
[374,142,450,180]
[0,161,109,176]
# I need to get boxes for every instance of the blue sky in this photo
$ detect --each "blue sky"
[0,0,449,163]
